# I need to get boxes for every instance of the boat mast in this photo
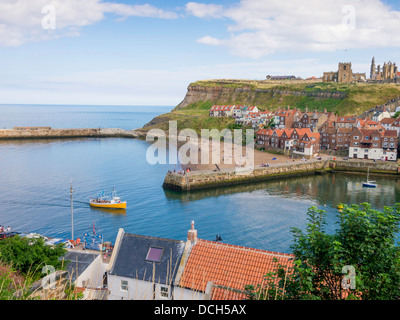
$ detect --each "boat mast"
[70,181,74,240]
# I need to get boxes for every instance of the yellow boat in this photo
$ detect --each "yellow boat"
[90,187,127,209]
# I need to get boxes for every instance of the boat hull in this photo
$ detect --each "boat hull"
[362,183,377,188]
[90,202,127,209]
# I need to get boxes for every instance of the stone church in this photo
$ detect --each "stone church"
[370,57,398,81]
[323,62,366,83]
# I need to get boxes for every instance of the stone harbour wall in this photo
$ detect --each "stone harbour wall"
[163,159,400,192]
[330,160,400,174]
[0,128,141,140]
[163,160,331,191]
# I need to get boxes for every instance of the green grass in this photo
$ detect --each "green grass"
[141,79,400,132]
[185,80,400,115]
[142,109,236,135]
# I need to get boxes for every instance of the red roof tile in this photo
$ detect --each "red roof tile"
[178,239,293,300]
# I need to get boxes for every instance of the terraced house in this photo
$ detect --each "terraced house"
[209,105,235,117]
[348,128,398,161]
[256,127,320,158]
[294,109,335,132]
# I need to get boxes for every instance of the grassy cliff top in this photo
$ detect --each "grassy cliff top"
[186,79,400,115]
[140,79,400,134]
[191,78,400,94]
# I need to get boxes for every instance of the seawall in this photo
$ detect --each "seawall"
[163,160,332,191]
[163,160,400,192]
[331,160,400,175]
[0,128,145,140]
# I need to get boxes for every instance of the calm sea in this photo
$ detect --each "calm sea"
[1,104,400,253]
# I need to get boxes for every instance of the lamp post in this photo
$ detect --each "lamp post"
[70,182,74,240]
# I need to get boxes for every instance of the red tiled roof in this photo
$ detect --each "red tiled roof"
[178,239,293,300]
[210,105,234,111]
[256,129,273,136]
[380,118,396,124]
[337,117,356,123]
[383,130,397,137]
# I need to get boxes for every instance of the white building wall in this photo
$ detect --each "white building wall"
[173,287,205,300]
[76,254,108,289]
[108,275,177,300]
[108,275,154,300]
[349,147,384,160]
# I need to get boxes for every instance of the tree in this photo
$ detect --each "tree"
[246,203,400,300]
[0,235,67,281]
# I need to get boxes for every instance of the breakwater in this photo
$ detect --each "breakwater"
[0,128,146,140]
[163,160,400,192]
[163,160,332,191]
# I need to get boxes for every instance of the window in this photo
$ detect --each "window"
[146,247,164,263]
[374,137,379,140]
[353,142,359,146]
[373,143,378,147]
[354,136,359,140]
[121,280,128,291]
[160,286,169,298]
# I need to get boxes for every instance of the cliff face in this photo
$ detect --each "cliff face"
[176,84,347,110]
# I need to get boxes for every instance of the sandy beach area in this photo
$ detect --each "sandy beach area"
[175,138,335,172]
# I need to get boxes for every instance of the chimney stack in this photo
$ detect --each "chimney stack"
[187,221,197,242]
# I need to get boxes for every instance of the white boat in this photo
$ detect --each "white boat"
[362,167,377,188]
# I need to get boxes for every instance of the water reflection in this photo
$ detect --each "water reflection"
[89,207,127,216]
[163,173,400,210]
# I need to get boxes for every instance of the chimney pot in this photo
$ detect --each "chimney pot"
[187,221,197,242]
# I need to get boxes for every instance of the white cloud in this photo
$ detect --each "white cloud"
[196,35,222,46]
[0,0,178,46]
[188,0,400,58]
[185,2,224,18]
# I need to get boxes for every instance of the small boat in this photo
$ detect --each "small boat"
[337,204,344,210]
[362,167,377,188]
[90,187,127,209]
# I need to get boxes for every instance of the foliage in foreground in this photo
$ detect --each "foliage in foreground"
[0,235,67,281]
[246,203,400,300]
[0,236,83,300]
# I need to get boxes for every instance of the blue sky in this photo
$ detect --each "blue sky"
[0,0,400,106]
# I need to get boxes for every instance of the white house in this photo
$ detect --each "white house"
[62,250,109,300]
[106,228,188,300]
[372,109,391,122]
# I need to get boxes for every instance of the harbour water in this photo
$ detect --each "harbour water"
[1,104,400,253]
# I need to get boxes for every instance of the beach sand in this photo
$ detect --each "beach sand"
[175,138,333,172]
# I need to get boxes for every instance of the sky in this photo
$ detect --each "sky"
[0,0,400,106]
